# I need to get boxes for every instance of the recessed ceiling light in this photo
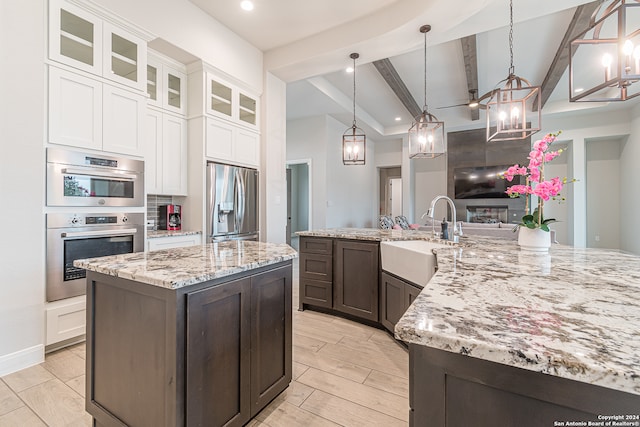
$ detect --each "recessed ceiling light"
[240,1,254,11]
[346,66,354,73]
[395,117,401,121]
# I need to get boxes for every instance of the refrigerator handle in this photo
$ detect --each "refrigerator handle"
[235,169,246,233]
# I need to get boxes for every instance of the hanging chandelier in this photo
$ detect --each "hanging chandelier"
[408,25,445,159]
[569,0,640,102]
[480,0,541,142]
[343,53,366,165]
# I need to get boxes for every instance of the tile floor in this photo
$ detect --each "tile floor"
[0,260,409,426]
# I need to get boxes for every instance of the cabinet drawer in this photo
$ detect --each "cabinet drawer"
[299,253,333,281]
[299,237,332,255]
[300,278,332,308]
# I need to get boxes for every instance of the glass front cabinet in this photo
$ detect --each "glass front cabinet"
[49,0,147,92]
[147,51,187,116]
[206,74,259,130]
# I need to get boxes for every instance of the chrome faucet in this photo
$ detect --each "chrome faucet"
[426,195,459,242]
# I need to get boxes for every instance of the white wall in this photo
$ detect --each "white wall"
[413,156,447,224]
[585,139,622,250]
[0,0,46,374]
[91,0,263,92]
[286,115,377,229]
[374,139,402,167]
[289,164,309,232]
[287,117,328,229]
[544,148,570,245]
[620,104,640,255]
[325,116,376,228]
[261,72,287,243]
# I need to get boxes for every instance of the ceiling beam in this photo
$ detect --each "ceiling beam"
[535,1,601,110]
[460,34,480,121]
[372,58,422,119]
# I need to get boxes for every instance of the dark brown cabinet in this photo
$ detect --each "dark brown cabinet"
[249,267,293,415]
[299,237,379,323]
[409,344,640,427]
[299,237,333,308]
[187,277,251,427]
[380,271,422,333]
[86,262,292,427]
[334,240,379,322]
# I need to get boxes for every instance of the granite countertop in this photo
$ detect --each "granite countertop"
[296,227,460,245]
[147,230,202,239]
[74,240,297,290]
[394,235,640,396]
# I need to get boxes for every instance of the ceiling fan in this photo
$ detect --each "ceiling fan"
[436,89,480,109]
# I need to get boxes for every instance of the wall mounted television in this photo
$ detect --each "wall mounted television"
[454,165,523,199]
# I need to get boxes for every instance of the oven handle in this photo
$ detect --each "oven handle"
[61,168,137,181]
[61,229,138,238]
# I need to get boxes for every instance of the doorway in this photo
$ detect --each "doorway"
[379,167,402,218]
[286,160,311,250]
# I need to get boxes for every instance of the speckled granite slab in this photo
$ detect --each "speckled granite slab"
[395,235,640,396]
[147,230,202,238]
[74,241,297,290]
[297,227,460,245]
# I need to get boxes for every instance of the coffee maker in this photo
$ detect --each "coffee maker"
[159,204,182,230]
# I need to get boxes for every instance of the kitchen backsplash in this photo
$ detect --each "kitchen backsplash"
[147,195,179,228]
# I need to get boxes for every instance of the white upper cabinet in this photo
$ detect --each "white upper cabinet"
[147,52,187,115]
[205,73,259,130]
[49,0,147,92]
[49,67,145,156]
[49,0,102,76]
[48,66,102,150]
[238,92,257,127]
[103,22,146,91]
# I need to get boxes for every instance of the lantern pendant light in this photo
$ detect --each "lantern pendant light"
[409,25,445,159]
[569,0,640,102]
[482,0,541,142]
[343,53,366,165]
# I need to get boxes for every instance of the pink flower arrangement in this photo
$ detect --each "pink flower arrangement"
[501,131,573,232]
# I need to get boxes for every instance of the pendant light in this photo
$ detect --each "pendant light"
[343,53,366,165]
[481,0,541,142]
[569,0,640,102]
[409,25,445,159]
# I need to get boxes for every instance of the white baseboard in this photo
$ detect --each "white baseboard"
[0,344,45,377]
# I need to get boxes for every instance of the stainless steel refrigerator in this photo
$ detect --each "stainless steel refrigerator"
[207,162,259,242]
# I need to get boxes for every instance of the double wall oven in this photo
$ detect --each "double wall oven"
[46,148,145,302]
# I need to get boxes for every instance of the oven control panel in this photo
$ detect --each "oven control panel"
[47,213,143,228]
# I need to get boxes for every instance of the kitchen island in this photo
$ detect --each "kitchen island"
[74,240,297,427]
[395,235,640,426]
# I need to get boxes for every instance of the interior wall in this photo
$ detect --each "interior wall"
[413,156,447,224]
[0,0,46,373]
[543,145,569,245]
[619,104,640,254]
[288,163,309,232]
[261,72,287,243]
[325,116,377,228]
[379,167,401,216]
[286,116,327,229]
[585,139,622,250]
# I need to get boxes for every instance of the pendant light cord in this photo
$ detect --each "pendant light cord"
[508,0,514,76]
[423,27,428,112]
[352,55,357,127]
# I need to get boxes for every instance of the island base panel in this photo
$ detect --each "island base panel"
[409,344,640,427]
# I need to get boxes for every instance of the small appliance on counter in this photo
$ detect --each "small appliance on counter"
[159,204,182,230]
